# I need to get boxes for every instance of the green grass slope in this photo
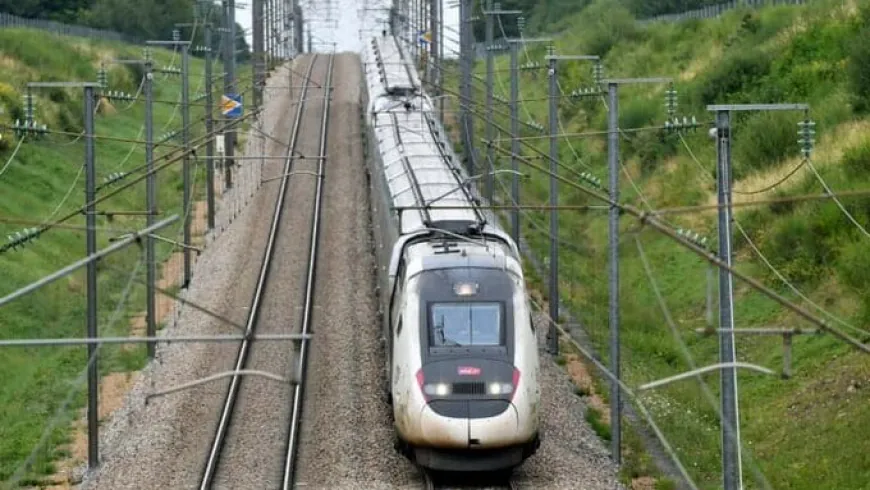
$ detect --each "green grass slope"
[465,0,870,488]
[0,28,219,485]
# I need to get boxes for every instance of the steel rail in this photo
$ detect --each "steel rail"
[281,52,335,490]
[421,467,435,490]
[421,467,517,490]
[197,53,321,489]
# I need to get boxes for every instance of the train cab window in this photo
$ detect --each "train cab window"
[429,302,503,347]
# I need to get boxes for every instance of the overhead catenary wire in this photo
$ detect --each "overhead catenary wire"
[805,157,870,240]
[0,133,27,179]
[484,139,870,354]
[675,133,870,339]
[526,295,700,490]
[0,107,261,255]
[634,234,773,490]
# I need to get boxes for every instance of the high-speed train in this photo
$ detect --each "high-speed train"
[361,32,541,472]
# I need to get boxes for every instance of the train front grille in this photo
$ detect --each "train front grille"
[452,382,486,395]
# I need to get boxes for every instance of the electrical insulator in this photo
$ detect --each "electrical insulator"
[797,119,816,159]
[593,62,604,87]
[665,84,678,120]
[98,65,108,90]
[677,227,710,250]
[5,227,41,250]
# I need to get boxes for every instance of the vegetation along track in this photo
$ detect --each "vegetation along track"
[197,52,334,489]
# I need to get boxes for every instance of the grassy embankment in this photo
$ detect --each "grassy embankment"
[464,0,870,488]
[0,27,246,485]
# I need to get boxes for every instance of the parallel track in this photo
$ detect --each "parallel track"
[282,52,335,489]
[196,52,333,490]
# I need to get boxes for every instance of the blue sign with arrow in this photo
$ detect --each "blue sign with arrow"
[221,93,243,118]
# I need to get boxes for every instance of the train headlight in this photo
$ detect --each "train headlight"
[423,383,451,396]
[487,382,514,395]
[453,282,478,296]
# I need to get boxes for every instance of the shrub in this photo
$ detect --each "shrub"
[764,204,845,286]
[847,24,870,112]
[733,112,800,178]
[697,49,773,105]
[836,240,870,322]
[841,139,870,179]
[0,82,24,124]
[630,131,676,177]
[577,0,641,58]
[619,97,658,130]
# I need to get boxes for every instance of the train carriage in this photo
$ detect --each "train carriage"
[361,32,541,472]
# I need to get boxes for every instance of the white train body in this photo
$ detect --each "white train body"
[361,33,541,472]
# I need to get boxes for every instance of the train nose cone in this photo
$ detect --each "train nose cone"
[418,401,469,449]
[469,402,520,447]
[417,400,520,448]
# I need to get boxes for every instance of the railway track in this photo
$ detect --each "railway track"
[196,52,334,490]
[421,467,519,490]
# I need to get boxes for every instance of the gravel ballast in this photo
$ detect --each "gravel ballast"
[291,52,420,489]
[80,56,314,490]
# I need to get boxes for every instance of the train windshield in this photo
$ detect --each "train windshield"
[429,302,503,347]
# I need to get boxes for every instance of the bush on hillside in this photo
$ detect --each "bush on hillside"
[764,208,839,286]
[577,0,642,58]
[0,82,24,124]
[632,130,677,176]
[697,48,773,105]
[619,97,658,130]
[732,111,800,179]
[847,24,870,112]
[841,140,870,179]
[836,239,870,324]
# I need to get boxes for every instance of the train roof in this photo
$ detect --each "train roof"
[370,100,487,236]
[366,34,420,97]
[363,34,519,261]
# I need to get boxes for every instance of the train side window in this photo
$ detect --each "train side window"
[396,317,402,336]
[390,258,406,333]
[529,314,535,333]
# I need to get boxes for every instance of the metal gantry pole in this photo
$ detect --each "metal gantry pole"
[606,81,621,465]
[601,75,671,466]
[29,81,104,469]
[253,0,264,109]
[509,40,519,245]
[437,0,444,120]
[506,36,551,244]
[547,51,559,355]
[281,0,288,59]
[145,60,157,360]
[459,0,474,176]
[224,0,236,188]
[484,0,494,203]
[706,102,811,490]
[429,0,438,92]
[205,24,216,230]
[83,83,99,469]
[181,43,192,288]
[715,108,741,490]
[272,0,278,62]
[271,0,275,62]
[483,4,521,204]
[412,0,417,55]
